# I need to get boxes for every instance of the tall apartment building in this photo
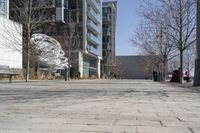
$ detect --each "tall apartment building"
[102,1,117,77]
[66,0,102,78]
[0,0,22,68]
[9,0,102,78]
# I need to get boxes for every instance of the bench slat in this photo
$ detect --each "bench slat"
[0,65,19,83]
[0,65,10,69]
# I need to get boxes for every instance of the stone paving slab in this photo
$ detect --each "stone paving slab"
[0,80,200,133]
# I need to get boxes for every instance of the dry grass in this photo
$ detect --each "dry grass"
[13,69,55,80]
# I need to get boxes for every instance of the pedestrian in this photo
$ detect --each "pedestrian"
[153,71,158,81]
[183,71,189,82]
[78,71,80,79]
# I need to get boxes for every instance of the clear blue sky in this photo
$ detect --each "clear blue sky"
[116,0,142,55]
[103,0,143,56]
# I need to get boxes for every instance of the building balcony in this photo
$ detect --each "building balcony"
[42,15,56,22]
[87,0,101,13]
[87,20,101,34]
[87,33,101,45]
[87,7,101,24]
[103,15,111,22]
[35,0,56,8]
[87,44,99,55]
[56,7,65,23]
[107,30,111,35]
[103,30,111,36]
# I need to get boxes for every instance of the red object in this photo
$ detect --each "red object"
[183,71,189,82]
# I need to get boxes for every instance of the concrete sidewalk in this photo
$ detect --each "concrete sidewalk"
[0,80,200,133]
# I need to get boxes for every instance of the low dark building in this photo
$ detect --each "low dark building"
[117,56,150,79]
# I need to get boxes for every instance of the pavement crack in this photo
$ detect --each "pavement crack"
[188,127,195,133]
[136,126,139,133]
[112,119,118,125]
[159,120,164,127]
[155,113,159,117]
[176,117,182,122]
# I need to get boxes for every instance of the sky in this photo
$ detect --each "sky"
[102,0,143,55]
[113,0,143,56]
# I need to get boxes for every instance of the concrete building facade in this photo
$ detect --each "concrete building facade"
[60,0,102,78]
[117,56,150,79]
[0,0,22,68]
[102,1,117,77]
[9,0,102,78]
[75,0,102,78]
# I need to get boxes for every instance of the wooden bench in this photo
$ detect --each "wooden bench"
[0,65,19,83]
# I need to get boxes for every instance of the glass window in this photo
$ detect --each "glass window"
[64,0,67,8]
[68,0,76,9]
[77,0,82,9]
[56,0,63,7]
[77,11,82,22]
[71,11,77,22]
[0,0,6,16]
[77,25,83,36]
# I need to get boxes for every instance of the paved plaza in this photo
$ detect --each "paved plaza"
[0,80,200,133]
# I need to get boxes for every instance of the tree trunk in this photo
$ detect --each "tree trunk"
[25,49,30,82]
[179,0,183,83]
[193,0,200,86]
[24,28,30,82]
[162,62,165,82]
[25,1,32,82]
[162,58,167,82]
[25,30,30,82]
[180,50,183,83]
[194,59,200,86]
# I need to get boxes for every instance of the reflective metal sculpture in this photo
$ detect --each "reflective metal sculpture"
[31,33,69,72]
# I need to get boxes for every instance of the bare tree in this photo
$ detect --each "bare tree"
[111,57,123,78]
[183,46,195,76]
[63,23,78,62]
[104,56,121,79]
[0,20,22,53]
[60,22,81,79]
[102,51,119,79]
[132,14,176,82]
[8,0,52,82]
[168,57,180,73]
[133,0,196,83]
[115,58,128,79]
[141,53,161,80]
[194,0,200,86]
[162,0,196,83]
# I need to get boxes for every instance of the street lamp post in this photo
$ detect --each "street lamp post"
[194,0,200,86]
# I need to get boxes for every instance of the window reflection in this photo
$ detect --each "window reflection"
[0,0,6,16]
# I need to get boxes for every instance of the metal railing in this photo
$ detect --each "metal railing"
[87,19,101,34]
[87,6,101,23]
[87,33,101,45]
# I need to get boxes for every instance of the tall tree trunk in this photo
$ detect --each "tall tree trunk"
[163,64,165,82]
[179,0,183,83]
[194,59,200,86]
[26,0,33,82]
[24,24,30,82]
[25,0,32,82]
[180,50,183,83]
[26,48,30,82]
[25,27,30,82]
[162,58,167,82]
[194,0,200,86]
